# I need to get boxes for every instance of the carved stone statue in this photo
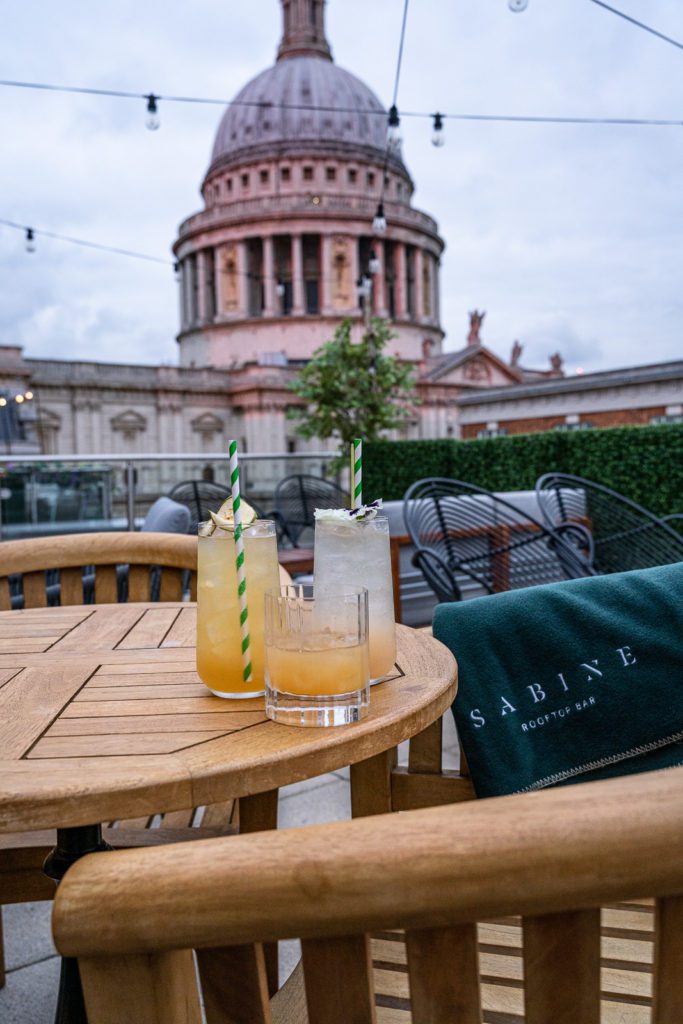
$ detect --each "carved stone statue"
[510,340,523,366]
[549,352,564,376]
[467,310,485,346]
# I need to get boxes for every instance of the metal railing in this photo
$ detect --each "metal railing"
[0,451,338,540]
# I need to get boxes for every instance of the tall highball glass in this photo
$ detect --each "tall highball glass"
[196,519,280,698]
[313,515,396,681]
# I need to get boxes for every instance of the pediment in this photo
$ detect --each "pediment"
[191,412,224,435]
[111,410,147,435]
[422,346,521,388]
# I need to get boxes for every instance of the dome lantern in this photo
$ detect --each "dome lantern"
[277,0,332,62]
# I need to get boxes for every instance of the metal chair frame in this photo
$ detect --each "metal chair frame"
[403,477,592,603]
[272,474,348,548]
[536,472,683,575]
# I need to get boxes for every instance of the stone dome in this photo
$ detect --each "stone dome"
[209,56,399,174]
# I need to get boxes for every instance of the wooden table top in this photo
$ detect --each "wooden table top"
[0,603,457,833]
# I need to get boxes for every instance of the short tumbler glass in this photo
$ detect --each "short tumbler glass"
[264,585,370,727]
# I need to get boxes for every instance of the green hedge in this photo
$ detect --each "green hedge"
[364,424,683,516]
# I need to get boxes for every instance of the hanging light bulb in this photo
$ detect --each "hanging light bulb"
[15,394,24,404]
[508,0,528,10]
[368,249,381,275]
[372,203,387,235]
[0,397,6,407]
[173,261,181,282]
[25,391,33,401]
[275,279,286,298]
[431,113,445,147]
[387,104,401,145]
[145,93,160,130]
[25,228,35,254]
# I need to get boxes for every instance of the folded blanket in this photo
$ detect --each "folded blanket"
[433,561,683,797]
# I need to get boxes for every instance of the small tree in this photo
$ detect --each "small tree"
[289,318,418,453]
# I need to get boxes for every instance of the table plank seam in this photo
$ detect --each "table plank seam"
[0,667,24,692]
[154,607,184,649]
[113,606,183,652]
[20,663,101,760]
[110,607,151,650]
[43,608,96,651]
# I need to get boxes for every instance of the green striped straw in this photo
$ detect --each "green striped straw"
[351,438,362,509]
[228,439,252,683]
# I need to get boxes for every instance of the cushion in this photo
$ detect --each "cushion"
[142,497,192,534]
[433,561,683,797]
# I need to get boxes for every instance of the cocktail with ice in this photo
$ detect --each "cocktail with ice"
[313,506,396,681]
[264,584,370,727]
[197,516,280,698]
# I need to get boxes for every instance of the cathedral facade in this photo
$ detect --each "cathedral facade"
[5,0,676,476]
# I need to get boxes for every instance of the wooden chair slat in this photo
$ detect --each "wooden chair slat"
[200,799,238,833]
[128,565,150,602]
[302,934,376,1024]
[405,924,481,1024]
[407,720,442,775]
[79,948,202,1024]
[523,909,600,1024]
[59,568,84,606]
[196,945,271,1024]
[158,809,195,829]
[0,580,11,611]
[653,894,683,1024]
[95,566,119,604]
[159,567,183,602]
[22,571,48,608]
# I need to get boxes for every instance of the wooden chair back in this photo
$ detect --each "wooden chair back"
[0,532,199,609]
[53,767,683,1023]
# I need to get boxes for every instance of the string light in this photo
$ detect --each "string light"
[372,203,387,235]
[145,93,160,131]
[173,260,181,281]
[25,228,35,253]
[431,112,445,147]
[387,104,401,145]
[15,394,24,404]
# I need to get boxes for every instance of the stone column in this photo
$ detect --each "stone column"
[182,259,192,328]
[291,234,304,315]
[196,251,207,323]
[263,235,276,316]
[349,236,360,313]
[237,241,249,318]
[414,247,425,324]
[373,240,388,319]
[320,233,333,315]
[394,243,407,319]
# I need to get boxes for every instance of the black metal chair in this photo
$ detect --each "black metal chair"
[272,474,348,547]
[403,477,593,603]
[536,472,683,575]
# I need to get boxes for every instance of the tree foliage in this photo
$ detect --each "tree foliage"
[288,318,418,448]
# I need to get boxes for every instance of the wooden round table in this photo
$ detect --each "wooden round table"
[1,602,456,1023]
[0,602,456,834]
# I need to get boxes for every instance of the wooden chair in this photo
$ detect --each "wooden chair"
[0,532,292,988]
[53,766,683,1023]
[0,531,199,609]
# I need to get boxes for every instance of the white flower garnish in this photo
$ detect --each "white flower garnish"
[314,499,383,523]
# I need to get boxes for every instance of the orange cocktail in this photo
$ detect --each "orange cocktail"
[264,585,370,727]
[197,519,279,698]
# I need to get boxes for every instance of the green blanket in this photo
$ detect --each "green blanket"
[433,561,683,797]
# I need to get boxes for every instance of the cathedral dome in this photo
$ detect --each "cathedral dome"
[209,56,393,172]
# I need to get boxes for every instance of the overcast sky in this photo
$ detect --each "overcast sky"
[1,0,682,374]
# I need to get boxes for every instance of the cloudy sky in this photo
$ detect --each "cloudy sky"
[1,0,681,374]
